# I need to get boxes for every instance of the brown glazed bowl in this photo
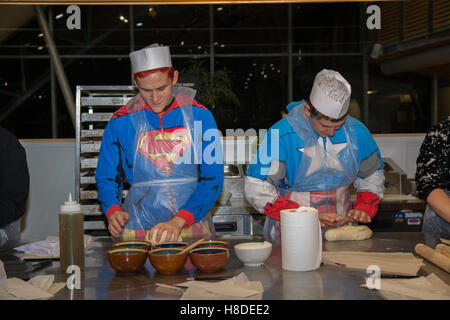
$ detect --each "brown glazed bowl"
[107,248,148,274]
[197,240,229,249]
[113,241,152,251]
[148,248,188,275]
[189,247,229,272]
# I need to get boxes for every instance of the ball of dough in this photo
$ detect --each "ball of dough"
[324,225,372,241]
[147,229,183,244]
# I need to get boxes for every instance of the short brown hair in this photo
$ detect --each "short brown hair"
[307,100,348,123]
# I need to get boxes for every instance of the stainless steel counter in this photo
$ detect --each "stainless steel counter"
[1,232,449,300]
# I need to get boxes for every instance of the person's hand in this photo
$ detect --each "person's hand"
[318,212,343,228]
[149,216,186,243]
[347,209,372,224]
[108,211,129,237]
[337,216,351,227]
[263,195,299,221]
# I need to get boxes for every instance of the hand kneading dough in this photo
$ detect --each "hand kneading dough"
[148,229,183,244]
[325,225,372,241]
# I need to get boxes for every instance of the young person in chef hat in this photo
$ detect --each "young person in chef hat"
[95,44,224,243]
[244,69,385,243]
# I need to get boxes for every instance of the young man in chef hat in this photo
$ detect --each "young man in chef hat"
[95,44,224,243]
[245,69,385,242]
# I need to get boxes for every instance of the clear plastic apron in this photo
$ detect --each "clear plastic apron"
[265,102,359,242]
[119,87,214,242]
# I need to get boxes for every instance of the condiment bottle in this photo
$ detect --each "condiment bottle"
[59,193,85,271]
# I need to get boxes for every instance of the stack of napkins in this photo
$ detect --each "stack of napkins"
[156,273,264,300]
[15,235,93,260]
[0,275,65,300]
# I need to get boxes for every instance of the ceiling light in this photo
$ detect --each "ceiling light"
[120,15,124,21]
[38,33,43,37]
[136,22,143,27]
[55,14,63,19]
[148,7,157,18]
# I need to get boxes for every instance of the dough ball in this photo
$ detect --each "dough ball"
[324,225,372,241]
[148,229,183,244]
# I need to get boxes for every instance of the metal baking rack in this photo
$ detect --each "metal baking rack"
[75,85,136,237]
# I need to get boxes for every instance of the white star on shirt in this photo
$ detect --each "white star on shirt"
[297,137,347,176]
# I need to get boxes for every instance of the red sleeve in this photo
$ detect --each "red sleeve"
[175,209,196,228]
[353,191,380,218]
[106,204,123,222]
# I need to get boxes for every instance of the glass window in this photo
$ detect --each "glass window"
[292,3,361,54]
[367,64,431,133]
[214,4,288,54]
[133,5,210,55]
[213,56,288,131]
[0,3,446,138]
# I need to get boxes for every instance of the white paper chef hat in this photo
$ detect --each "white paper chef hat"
[129,43,172,75]
[309,69,351,119]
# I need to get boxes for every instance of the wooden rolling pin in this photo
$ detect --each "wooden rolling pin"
[436,243,450,259]
[415,243,450,273]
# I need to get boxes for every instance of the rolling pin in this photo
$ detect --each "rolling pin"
[415,243,450,273]
[436,243,450,259]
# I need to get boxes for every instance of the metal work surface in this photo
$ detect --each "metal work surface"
[1,232,448,300]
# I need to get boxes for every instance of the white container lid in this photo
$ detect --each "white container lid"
[60,193,81,213]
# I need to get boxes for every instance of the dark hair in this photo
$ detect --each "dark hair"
[306,100,348,122]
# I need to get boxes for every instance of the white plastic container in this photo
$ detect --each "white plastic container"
[59,193,84,271]
[280,207,322,272]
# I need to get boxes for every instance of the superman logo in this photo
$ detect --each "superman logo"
[136,126,191,174]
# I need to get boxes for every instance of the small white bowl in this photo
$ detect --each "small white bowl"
[234,241,272,267]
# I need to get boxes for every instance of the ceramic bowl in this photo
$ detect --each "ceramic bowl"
[113,241,152,251]
[152,242,188,249]
[197,240,229,249]
[189,247,229,272]
[107,248,148,273]
[148,248,188,274]
[234,241,272,267]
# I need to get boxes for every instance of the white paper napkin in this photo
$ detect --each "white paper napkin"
[363,273,450,300]
[15,235,93,259]
[175,272,264,300]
